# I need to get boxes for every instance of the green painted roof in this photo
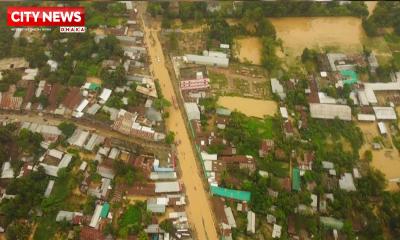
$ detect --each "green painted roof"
[89,83,101,90]
[292,168,301,191]
[211,186,251,202]
[340,70,358,85]
[100,203,110,218]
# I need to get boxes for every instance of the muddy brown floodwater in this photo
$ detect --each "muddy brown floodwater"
[141,16,219,240]
[233,17,365,62]
[235,37,262,65]
[358,122,400,191]
[218,96,277,118]
[270,17,365,57]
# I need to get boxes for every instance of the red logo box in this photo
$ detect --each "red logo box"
[7,6,85,27]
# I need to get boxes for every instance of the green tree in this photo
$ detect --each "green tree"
[17,129,43,155]
[153,98,171,111]
[58,122,76,138]
[6,221,31,240]
[165,131,175,144]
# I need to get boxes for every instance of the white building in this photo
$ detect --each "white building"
[184,53,229,68]
[184,102,200,121]
[247,211,256,234]
[339,173,356,192]
[310,103,352,121]
[378,122,387,135]
[373,106,397,120]
[271,78,286,99]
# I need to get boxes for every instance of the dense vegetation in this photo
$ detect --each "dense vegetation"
[363,2,400,37]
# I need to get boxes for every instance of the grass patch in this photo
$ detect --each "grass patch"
[244,117,274,139]
[87,64,100,77]
[209,71,228,88]
[258,160,289,177]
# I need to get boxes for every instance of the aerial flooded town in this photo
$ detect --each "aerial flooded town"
[0,1,400,240]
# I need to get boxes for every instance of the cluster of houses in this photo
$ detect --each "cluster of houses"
[0,2,167,142]
[0,3,194,239]
[169,46,400,237]
[273,51,400,138]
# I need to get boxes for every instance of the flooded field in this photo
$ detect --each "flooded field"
[357,122,400,191]
[218,96,277,118]
[270,17,365,57]
[235,37,262,65]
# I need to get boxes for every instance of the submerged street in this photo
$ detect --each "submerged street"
[141,12,219,240]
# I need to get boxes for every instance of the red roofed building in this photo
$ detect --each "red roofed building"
[298,151,315,171]
[80,226,105,240]
[259,139,274,157]
[283,120,294,138]
[219,155,256,173]
[62,87,82,110]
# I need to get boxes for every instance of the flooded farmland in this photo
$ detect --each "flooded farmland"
[218,96,277,118]
[235,37,262,65]
[270,17,365,57]
[234,17,366,63]
[357,122,400,191]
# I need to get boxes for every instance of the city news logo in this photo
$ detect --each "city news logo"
[7,6,85,33]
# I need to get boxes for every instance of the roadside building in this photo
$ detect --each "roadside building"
[84,134,105,152]
[147,197,167,213]
[155,181,181,193]
[184,52,229,68]
[184,102,201,121]
[67,129,90,148]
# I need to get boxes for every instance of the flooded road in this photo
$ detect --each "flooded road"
[141,15,219,240]
[218,96,277,118]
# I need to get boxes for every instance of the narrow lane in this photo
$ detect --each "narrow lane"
[140,13,219,240]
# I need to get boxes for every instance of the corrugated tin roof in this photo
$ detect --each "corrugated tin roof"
[309,103,352,121]
[155,181,180,193]
[373,106,397,120]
